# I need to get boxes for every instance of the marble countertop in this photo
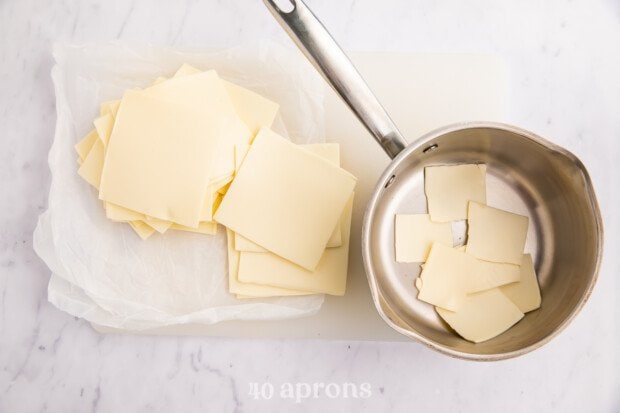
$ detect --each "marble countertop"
[1,0,619,411]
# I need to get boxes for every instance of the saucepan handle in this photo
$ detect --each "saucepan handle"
[263,0,407,159]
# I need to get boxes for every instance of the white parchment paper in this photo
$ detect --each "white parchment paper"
[33,41,326,330]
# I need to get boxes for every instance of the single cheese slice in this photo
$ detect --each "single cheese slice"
[466,201,529,265]
[417,243,520,311]
[424,164,486,222]
[233,143,343,252]
[237,195,354,296]
[395,214,453,262]
[128,220,156,240]
[215,129,356,271]
[226,229,310,297]
[94,114,115,147]
[436,288,524,343]
[500,254,541,313]
[97,98,217,231]
[94,88,217,229]
[77,140,105,189]
[75,130,99,162]
[99,90,222,228]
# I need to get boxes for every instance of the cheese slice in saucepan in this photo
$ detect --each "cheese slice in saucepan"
[436,288,524,343]
[466,201,529,265]
[424,164,486,222]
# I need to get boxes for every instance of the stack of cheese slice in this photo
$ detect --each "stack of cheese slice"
[394,164,541,343]
[215,128,357,298]
[75,64,357,299]
[75,64,279,239]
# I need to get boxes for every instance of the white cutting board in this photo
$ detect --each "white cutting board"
[94,52,508,341]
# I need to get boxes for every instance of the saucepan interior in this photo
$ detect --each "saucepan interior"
[362,122,603,360]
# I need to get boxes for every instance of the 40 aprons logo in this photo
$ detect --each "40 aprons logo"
[248,382,372,403]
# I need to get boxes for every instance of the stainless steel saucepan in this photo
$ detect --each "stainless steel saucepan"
[264,0,603,360]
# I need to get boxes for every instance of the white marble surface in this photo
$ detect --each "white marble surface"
[1,0,619,411]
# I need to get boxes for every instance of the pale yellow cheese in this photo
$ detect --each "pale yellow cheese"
[394,214,453,262]
[417,243,520,311]
[100,100,121,117]
[170,222,217,235]
[226,229,309,297]
[152,76,168,85]
[414,277,423,291]
[75,130,99,161]
[436,288,524,343]
[212,193,223,216]
[233,234,270,253]
[93,94,180,230]
[79,65,282,240]
[105,203,144,222]
[216,182,232,196]
[233,142,343,252]
[234,144,250,171]
[237,195,354,296]
[77,140,105,189]
[128,220,156,240]
[500,254,541,313]
[174,63,201,77]
[144,216,172,234]
[424,164,486,222]
[141,70,252,180]
[79,125,177,232]
[234,143,341,173]
[466,201,529,265]
[223,81,279,135]
[199,176,233,222]
[234,226,342,251]
[216,129,356,271]
[94,114,115,147]
[99,90,222,228]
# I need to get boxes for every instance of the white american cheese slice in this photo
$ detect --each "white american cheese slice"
[500,254,541,313]
[424,164,486,222]
[466,201,529,265]
[215,128,356,271]
[394,214,453,262]
[436,288,524,343]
